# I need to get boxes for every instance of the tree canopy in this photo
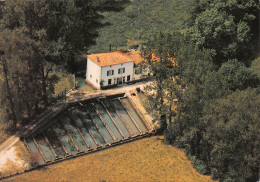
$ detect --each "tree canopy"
[0,0,128,126]
[140,1,259,181]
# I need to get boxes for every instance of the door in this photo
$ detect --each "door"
[117,77,123,84]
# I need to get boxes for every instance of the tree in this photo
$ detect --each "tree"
[203,88,260,181]
[0,29,43,125]
[0,0,128,125]
[189,0,260,66]
[166,44,217,160]
[141,33,182,132]
[217,59,259,92]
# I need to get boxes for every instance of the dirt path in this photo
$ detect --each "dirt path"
[0,134,20,156]
[0,133,24,174]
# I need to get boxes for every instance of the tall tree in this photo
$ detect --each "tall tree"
[0,29,42,125]
[203,88,260,181]
[189,0,260,66]
[217,59,259,92]
[141,33,182,132]
[0,0,128,125]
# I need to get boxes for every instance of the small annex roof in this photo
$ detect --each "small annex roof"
[84,50,143,67]
[126,50,143,65]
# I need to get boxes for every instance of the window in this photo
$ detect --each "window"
[123,76,125,83]
[127,75,131,81]
[96,79,98,83]
[107,70,114,76]
[90,74,92,78]
[108,79,112,85]
[118,68,125,74]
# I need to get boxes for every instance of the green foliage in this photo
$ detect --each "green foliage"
[217,59,259,92]
[142,33,183,131]
[187,154,208,175]
[203,88,260,182]
[189,0,260,66]
[0,0,127,126]
[90,0,198,53]
[148,30,259,182]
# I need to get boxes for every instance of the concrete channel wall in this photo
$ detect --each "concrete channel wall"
[1,90,155,180]
[20,90,155,168]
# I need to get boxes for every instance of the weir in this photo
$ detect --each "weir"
[24,95,153,165]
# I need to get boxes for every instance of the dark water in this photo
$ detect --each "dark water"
[102,100,131,138]
[86,105,114,143]
[111,99,140,135]
[120,98,148,133]
[78,107,106,146]
[44,128,67,158]
[26,96,149,164]
[34,134,56,161]
[69,109,97,148]
[52,122,78,155]
[25,137,45,165]
[61,116,88,152]
[93,102,123,141]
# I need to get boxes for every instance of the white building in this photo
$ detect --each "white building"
[84,50,144,89]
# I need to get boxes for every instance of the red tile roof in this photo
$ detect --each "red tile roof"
[84,50,143,67]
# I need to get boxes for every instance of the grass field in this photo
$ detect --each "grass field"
[3,136,215,182]
[54,72,74,96]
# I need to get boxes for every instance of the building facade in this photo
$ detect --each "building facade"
[85,50,144,89]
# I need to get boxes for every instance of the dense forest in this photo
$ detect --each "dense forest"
[89,0,198,53]
[92,0,260,181]
[0,0,259,182]
[0,0,128,126]
[138,1,259,182]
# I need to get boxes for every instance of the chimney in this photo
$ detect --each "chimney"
[96,56,100,62]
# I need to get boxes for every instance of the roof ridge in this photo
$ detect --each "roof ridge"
[116,51,133,62]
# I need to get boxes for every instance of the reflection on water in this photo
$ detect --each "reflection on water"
[111,99,140,135]
[102,100,131,138]
[87,105,114,143]
[52,122,78,155]
[120,98,148,133]
[78,107,106,146]
[70,110,97,148]
[45,128,66,158]
[26,138,45,165]
[34,134,56,161]
[93,102,123,141]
